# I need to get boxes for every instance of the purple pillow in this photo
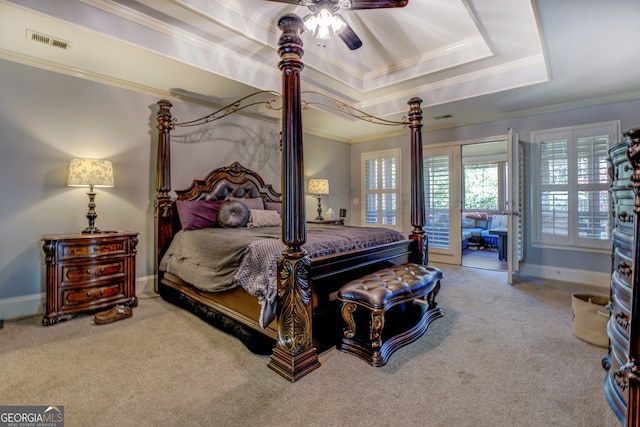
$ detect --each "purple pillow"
[264,201,282,215]
[176,200,225,230]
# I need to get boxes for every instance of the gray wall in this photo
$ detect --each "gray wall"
[351,98,640,283]
[3,52,635,319]
[0,58,350,319]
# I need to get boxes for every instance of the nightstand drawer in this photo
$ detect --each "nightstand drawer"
[61,260,125,285]
[62,281,125,308]
[57,238,129,260]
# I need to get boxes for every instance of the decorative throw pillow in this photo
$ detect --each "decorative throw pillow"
[217,200,250,228]
[461,217,475,229]
[176,200,225,230]
[229,196,264,210]
[464,212,488,220]
[247,209,281,228]
[264,201,282,215]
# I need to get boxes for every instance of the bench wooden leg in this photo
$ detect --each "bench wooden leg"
[426,279,441,308]
[370,310,385,351]
[341,302,357,338]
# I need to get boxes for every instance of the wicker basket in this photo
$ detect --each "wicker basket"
[571,293,610,348]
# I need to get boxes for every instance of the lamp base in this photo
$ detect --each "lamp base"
[82,227,102,234]
[316,196,324,221]
[82,189,101,234]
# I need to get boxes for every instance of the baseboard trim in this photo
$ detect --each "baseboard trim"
[518,263,610,290]
[1,276,158,321]
[0,293,44,321]
[137,274,156,296]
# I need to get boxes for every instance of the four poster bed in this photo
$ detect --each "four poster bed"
[154,14,438,381]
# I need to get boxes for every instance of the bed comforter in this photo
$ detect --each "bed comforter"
[159,224,404,327]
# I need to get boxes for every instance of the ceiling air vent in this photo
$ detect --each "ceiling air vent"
[26,29,72,50]
[433,114,452,120]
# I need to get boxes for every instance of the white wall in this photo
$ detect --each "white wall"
[0,58,350,319]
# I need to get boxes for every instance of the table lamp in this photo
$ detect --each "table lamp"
[67,158,114,233]
[308,178,329,221]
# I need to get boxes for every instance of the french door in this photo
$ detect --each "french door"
[423,146,460,265]
[424,134,522,283]
[506,129,522,284]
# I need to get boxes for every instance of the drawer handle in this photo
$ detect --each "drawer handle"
[614,360,640,391]
[614,371,629,390]
[618,261,632,276]
[85,289,105,298]
[618,211,634,223]
[615,312,629,329]
[86,267,106,277]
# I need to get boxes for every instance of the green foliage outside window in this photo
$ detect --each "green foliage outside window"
[464,163,498,210]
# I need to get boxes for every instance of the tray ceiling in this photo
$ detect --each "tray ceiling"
[1,0,638,142]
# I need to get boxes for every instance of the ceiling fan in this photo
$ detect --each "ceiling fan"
[267,0,409,50]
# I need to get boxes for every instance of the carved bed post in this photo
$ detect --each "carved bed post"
[268,13,321,382]
[407,97,427,265]
[625,128,640,425]
[155,100,174,264]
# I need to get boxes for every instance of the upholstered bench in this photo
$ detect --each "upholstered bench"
[337,263,443,367]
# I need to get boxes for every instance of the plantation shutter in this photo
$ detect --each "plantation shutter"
[424,154,450,249]
[533,122,616,250]
[576,134,610,242]
[361,149,401,229]
[539,138,569,239]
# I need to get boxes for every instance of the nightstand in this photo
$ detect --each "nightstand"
[41,231,138,326]
[308,219,344,225]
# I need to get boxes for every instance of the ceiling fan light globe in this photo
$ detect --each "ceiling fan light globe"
[331,14,347,35]
[316,25,331,39]
[316,9,333,26]
[303,14,319,34]
[312,8,334,39]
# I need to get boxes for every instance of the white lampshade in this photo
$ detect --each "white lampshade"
[67,158,114,188]
[308,178,329,195]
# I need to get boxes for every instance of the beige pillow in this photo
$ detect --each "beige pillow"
[229,196,264,210]
[247,209,281,228]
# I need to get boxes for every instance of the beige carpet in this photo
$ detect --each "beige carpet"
[0,264,620,426]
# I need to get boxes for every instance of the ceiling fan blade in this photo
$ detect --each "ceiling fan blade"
[263,0,306,5]
[346,0,409,10]
[338,23,363,50]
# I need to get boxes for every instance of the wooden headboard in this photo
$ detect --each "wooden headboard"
[175,162,281,202]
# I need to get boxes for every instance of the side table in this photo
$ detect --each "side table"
[489,228,508,261]
[41,231,138,325]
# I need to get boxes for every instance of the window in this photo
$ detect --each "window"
[424,154,450,249]
[361,149,401,229]
[463,163,500,210]
[532,121,618,250]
